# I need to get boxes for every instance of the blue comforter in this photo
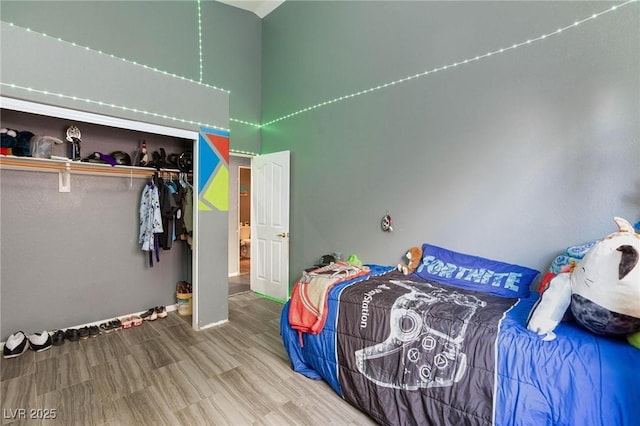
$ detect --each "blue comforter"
[281,265,640,425]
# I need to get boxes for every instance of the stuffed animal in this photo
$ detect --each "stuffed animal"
[397,246,423,275]
[527,217,640,347]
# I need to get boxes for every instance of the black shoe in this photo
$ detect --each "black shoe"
[28,331,53,352]
[78,327,90,340]
[51,330,65,346]
[111,319,122,331]
[88,326,100,338]
[3,331,29,359]
[65,328,80,342]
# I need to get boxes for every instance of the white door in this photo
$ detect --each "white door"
[250,151,290,301]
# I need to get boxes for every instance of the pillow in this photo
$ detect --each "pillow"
[414,243,539,298]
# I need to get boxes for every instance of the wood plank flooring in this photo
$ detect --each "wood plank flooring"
[229,274,250,296]
[1,292,377,425]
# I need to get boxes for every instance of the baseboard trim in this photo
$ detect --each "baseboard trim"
[1,304,181,348]
[197,318,229,331]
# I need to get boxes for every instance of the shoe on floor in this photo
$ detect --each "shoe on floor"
[141,308,157,321]
[155,306,168,319]
[28,331,53,352]
[99,321,112,334]
[52,330,65,346]
[65,328,80,342]
[78,327,90,340]
[88,325,101,338]
[130,315,143,327]
[120,317,133,329]
[3,331,29,358]
[110,319,123,332]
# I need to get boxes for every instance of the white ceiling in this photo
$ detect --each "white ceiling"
[217,0,285,18]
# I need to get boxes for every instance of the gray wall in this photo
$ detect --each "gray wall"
[0,22,228,133]
[0,0,261,153]
[261,1,640,286]
[195,129,230,329]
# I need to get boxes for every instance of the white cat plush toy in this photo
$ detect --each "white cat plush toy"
[527,217,640,346]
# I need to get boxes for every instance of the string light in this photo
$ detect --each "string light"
[3,0,635,132]
[197,0,204,83]
[230,117,261,128]
[0,82,230,133]
[2,21,229,94]
[261,0,637,127]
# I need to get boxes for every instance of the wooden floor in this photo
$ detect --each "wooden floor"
[0,292,376,425]
[239,258,250,275]
[229,271,250,296]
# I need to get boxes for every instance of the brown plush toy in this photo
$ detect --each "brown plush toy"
[397,246,423,275]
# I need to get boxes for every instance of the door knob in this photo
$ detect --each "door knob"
[277,232,289,238]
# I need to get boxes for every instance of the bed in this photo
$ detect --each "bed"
[280,244,640,426]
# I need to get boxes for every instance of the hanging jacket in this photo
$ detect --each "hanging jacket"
[183,186,193,246]
[158,178,178,250]
[138,182,163,252]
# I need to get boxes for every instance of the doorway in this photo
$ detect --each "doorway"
[228,157,251,296]
[238,166,251,276]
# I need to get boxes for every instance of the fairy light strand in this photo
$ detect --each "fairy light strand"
[197,0,204,83]
[261,0,637,127]
[229,117,261,128]
[0,83,258,154]
[0,83,229,133]
[2,21,229,94]
[2,0,635,132]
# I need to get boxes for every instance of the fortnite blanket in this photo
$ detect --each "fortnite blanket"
[336,269,516,426]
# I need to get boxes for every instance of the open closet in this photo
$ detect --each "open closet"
[1,20,230,340]
[0,98,229,339]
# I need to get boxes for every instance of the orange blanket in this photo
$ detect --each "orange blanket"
[288,262,370,340]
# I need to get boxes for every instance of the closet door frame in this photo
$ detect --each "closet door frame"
[0,96,201,330]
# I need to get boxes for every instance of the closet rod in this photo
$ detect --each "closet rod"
[0,155,187,178]
[1,155,191,192]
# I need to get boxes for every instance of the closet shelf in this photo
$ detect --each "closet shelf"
[0,154,188,192]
